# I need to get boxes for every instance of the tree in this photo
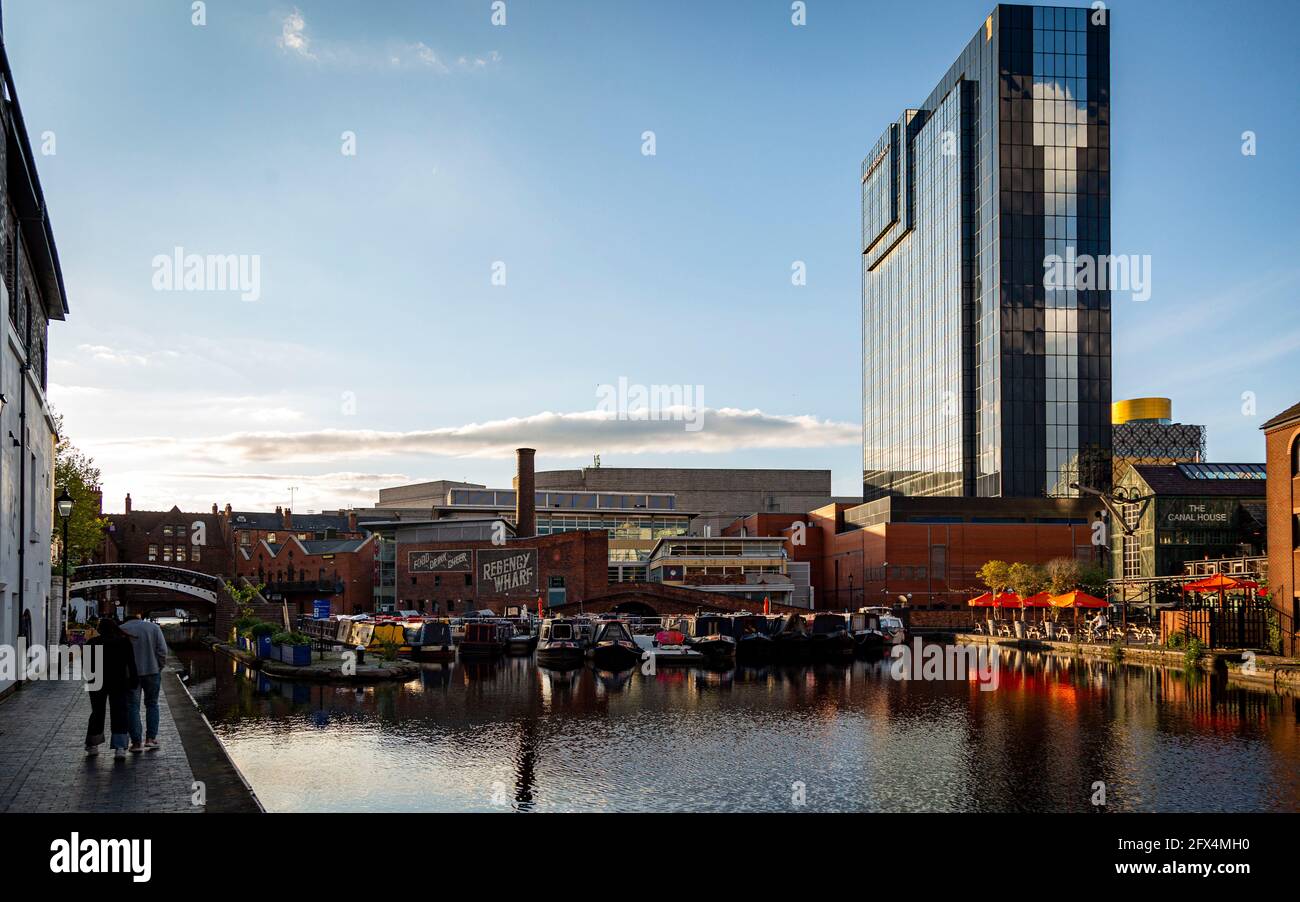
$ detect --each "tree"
[1044,557,1082,595]
[224,579,266,621]
[976,560,1012,595]
[1008,563,1046,622]
[52,412,109,568]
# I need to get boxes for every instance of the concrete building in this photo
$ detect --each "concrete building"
[1262,401,1300,655]
[0,33,70,698]
[646,536,801,608]
[362,465,847,585]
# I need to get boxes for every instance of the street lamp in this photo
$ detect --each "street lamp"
[56,487,73,639]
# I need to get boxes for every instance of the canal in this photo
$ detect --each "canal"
[177,647,1300,813]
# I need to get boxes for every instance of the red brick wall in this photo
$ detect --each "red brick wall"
[235,538,377,616]
[1264,419,1300,655]
[394,531,608,615]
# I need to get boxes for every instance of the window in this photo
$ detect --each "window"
[1293,440,1300,477]
[175,546,186,563]
[162,525,173,537]
[267,533,277,544]
[191,545,201,562]
[464,573,473,586]
[239,532,250,546]
[148,545,158,562]
[162,546,173,562]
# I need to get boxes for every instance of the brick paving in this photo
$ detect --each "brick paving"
[0,668,201,813]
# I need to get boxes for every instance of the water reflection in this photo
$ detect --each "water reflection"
[177,647,1300,813]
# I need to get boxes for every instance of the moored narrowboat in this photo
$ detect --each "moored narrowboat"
[536,618,587,669]
[589,619,641,670]
[459,620,510,658]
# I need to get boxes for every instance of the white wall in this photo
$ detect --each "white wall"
[0,278,57,696]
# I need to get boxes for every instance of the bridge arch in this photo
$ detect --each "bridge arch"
[70,563,223,604]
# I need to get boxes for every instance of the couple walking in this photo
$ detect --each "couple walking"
[85,614,168,759]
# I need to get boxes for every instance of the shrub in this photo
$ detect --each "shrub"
[250,621,276,638]
[1165,632,1185,650]
[271,631,311,646]
[1110,641,1123,663]
[1183,636,1204,670]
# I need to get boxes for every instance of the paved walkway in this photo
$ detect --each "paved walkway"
[0,670,200,813]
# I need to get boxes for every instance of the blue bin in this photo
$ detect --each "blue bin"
[256,635,273,659]
[276,643,311,666]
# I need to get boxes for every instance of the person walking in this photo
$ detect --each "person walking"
[85,617,138,759]
[121,614,168,753]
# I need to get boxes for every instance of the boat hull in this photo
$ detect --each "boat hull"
[590,641,640,670]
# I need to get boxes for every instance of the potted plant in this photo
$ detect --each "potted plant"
[250,621,276,658]
[271,631,312,666]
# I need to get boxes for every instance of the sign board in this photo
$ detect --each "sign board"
[476,548,538,596]
[1161,500,1237,528]
[409,549,473,573]
[312,599,331,620]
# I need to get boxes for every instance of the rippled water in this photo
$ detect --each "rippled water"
[177,647,1300,813]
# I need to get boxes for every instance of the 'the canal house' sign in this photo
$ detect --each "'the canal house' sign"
[1161,500,1236,528]
[476,548,538,596]
[408,549,472,573]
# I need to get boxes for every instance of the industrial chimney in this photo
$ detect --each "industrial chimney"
[515,447,536,538]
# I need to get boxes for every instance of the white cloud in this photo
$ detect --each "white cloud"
[98,406,860,465]
[278,8,313,59]
[274,9,497,73]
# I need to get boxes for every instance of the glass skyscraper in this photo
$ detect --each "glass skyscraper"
[863,4,1112,501]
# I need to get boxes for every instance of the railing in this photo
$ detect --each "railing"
[72,563,223,592]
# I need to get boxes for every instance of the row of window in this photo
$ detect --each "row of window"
[147,544,200,563]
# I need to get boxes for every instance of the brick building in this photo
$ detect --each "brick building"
[222,505,363,555]
[234,535,376,617]
[1262,401,1300,655]
[373,517,608,615]
[100,496,235,612]
[725,498,1100,627]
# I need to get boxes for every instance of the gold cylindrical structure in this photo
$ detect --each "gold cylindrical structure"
[1112,397,1172,425]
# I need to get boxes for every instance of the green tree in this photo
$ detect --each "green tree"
[976,560,1012,595]
[52,412,109,568]
[224,578,266,621]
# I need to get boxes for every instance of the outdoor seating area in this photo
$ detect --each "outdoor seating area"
[966,587,1165,647]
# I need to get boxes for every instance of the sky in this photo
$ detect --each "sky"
[5,0,1297,514]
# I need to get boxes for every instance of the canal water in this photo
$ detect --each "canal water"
[177,647,1300,813]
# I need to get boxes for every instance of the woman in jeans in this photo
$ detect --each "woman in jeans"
[85,617,139,759]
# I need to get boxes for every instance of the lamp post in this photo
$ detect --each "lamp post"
[56,487,73,639]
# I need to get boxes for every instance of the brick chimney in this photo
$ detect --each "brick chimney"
[283,507,292,529]
[347,510,358,533]
[224,503,232,520]
[211,503,218,515]
[124,493,132,515]
[515,447,536,538]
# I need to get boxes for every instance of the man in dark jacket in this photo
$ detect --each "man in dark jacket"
[85,617,138,760]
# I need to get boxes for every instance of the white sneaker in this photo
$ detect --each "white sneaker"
[113,748,126,760]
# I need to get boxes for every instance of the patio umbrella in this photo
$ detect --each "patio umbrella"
[1049,590,1109,608]
[1181,573,1243,610]
[967,592,997,607]
[1022,591,1052,621]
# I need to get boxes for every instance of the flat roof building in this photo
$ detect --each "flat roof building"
[1262,401,1300,655]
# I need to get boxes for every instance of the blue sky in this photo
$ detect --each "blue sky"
[7,0,1297,513]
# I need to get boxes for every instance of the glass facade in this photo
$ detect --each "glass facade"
[863,4,1111,501]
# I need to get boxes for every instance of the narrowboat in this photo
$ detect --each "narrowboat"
[459,620,510,658]
[806,613,855,659]
[730,614,775,663]
[536,618,587,669]
[589,619,641,670]
[632,627,707,667]
[677,614,737,663]
[506,618,539,655]
[768,613,813,662]
[411,620,456,662]
[858,607,905,647]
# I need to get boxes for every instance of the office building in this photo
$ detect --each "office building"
[862,3,1112,501]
